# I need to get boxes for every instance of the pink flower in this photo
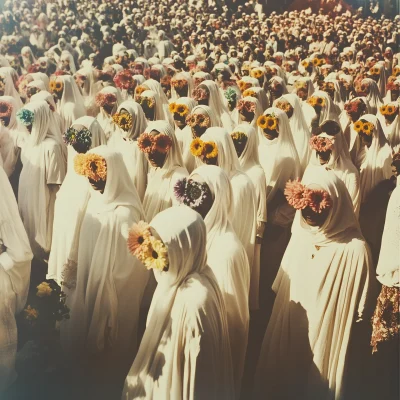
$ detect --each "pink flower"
[309,136,335,153]
[127,221,151,256]
[307,190,332,213]
[284,179,309,210]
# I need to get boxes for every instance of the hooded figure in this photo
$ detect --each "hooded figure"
[18,101,66,258]
[108,100,149,201]
[254,169,373,400]
[61,146,149,398]
[123,206,234,400]
[0,165,32,392]
[47,117,107,285]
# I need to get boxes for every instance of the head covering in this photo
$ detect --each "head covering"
[123,206,234,399]
[96,86,123,140]
[362,78,383,115]
[0,67,22,108]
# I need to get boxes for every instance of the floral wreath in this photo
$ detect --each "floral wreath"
[380,104,398,116]
[114,70,136,90]
[307,96,326,108]
[192,87,208,101]
[353,120,374,136]
[344,99,365,114]
[224,87,237,104]
[295,80,307,90]
[16,108,35,126]
[174,178,210,208]
[369,66,380,76]
[169,102,190,117]
[312,57,325,67]
[238,80,252,92]
[135,85,147,97]
[284,179,333,213]
[112,112,133,131]
[0,100,13,118]
[275,100,293,114]
[243,88,257,98]
[309,136,334,153]
[171,78,188,89]
[49,79,64,94]
[190,137,218,159]
[386,81,399,91]
[63,126,92,148]
[393,66,400,77]
[127,221,168,271]
[237,99,256,113]
[137,132,173,154]
[74,153,107,182]
[138,96,156,110]
[95,92,117,108]
[257,114,278,131]
[231,131,248,146]
[185,113,210,128]
[250,69,264,79]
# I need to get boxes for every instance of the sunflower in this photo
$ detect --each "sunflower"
[176,104,189,117]
[307,97,317,107]
[380,105,388,115]
[362,122,373,135]
[144,236,168,271]
[257,115,268,129]
[138,133,154,153]
[153,133,172,154]
[251,69,263,79]
[312,58,319,66]
[190,137,205,157]
[231,131,248,143]
[169,102,177,114]
[112,113,133,131]
[353,121,363,132]
[74,153,107,182]
[203,141,218,159]
[243,89,256,97]
[316,97,325,107]
[265,116,278,130]
[301,60,309,68]
[386,105,397,115]
[54,81,63,93]
[135,85,147,96]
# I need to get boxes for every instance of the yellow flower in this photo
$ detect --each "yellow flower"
[353,121,363,132]
[176,104,189,117]
[24,305,39,321]
[251,69,263,79]
[36,282,52,298]
[362,122,374,135]
[243,89,256,97]
[302,60,309,68]
[190,138,205,157]
[265,116,278,130]
[316,97,325,107]
[203,141,218,159]
[144,236,168,271]
[169,102,177,114]
[380,105,388,115]
[257,115,268,129]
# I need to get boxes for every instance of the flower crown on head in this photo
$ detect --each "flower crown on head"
[95,92,117,108]
[321,82,335,92]
[135,85,147,97]
[380,104,398,116]
[295,80,307,90]
[386,81,399,91]
[369,66,380,76]
[224,87,237,103]
[171,78,188,89]
[174,178,211,208]
[49,79,64,93]
[275,100,293,114]
[353,120,374,136]
[312,57,325,67]
[63,126,92,148]
[309,136,335,152]
[185,113,210,128]
[0,100,13,118]
[250,69,264,79]
[169,102,190,117]
[114,70,136,90]
[192,87,208,101]
[190,137,218,159]
[344,99,365,114]
[257,114,278,131]
[237,99,256,113]
[16,108,35,126]
[238,80,252,92]
[74,153,107,182]
[301,60,310,68]
[112,112,133,131]
[284,179,333,213]
[138,96,156,109]
[243,88,257,98]
[194,77,206,87]
[137,132,173,154]
[307,96,326,108]
[127,221,169,272]
[231,131,248,144]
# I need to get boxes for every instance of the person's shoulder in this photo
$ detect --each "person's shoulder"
[347,236,370,255]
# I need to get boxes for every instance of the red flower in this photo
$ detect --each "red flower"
[114,70,136,90]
